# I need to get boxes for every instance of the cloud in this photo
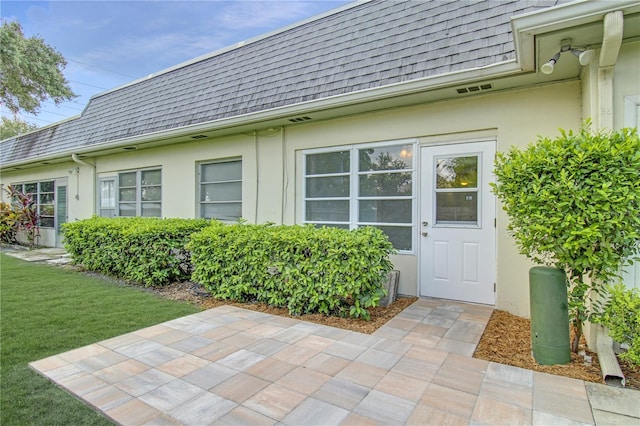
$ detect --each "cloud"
[213,1,314,30]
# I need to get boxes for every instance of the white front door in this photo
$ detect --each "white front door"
[420,141,496,305]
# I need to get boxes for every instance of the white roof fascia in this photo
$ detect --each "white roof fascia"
[1,60,524,168]
[512,0,640,70]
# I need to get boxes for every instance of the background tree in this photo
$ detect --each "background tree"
[491,124,640,352]
[0,116,37,139]
[0,20,76,116]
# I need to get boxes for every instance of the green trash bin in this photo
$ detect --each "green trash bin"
[529,266,571,365]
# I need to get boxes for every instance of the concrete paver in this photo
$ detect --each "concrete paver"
[10,247,639,425]
[26,300,626,425]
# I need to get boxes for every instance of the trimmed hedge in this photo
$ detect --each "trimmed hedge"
[188,223,395,319]
[62,217,211,286]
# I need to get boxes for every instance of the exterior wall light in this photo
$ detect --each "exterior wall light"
[540,38,594,75]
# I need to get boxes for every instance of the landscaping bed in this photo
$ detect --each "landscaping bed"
[474,309,640,391]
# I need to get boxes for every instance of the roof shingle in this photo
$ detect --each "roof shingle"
[1,0,563,165]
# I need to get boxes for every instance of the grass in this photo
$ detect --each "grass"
[0,253,200,425]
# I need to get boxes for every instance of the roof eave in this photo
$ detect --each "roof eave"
[511,0,640,70]
[1,60,524,169]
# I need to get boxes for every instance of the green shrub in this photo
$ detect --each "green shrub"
[0,201,18,244]
[188,223,395,320]
[492,124,640,351]
[62,217,211,286]
[598,283,640,365]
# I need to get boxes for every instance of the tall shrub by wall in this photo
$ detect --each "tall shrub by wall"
[62,217,211,286]
[189,223,394,319]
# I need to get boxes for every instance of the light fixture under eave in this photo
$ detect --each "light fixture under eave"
[571,48,595,66]
[541,52,561,75]
[540,38,594,75]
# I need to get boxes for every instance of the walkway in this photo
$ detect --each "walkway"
[29,299,640,425]
[8,246,637,425]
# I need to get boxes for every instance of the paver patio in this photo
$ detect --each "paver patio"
[29,298,639,425]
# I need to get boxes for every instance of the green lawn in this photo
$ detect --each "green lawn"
[0,253,201,425]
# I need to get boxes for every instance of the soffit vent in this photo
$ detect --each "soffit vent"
[191,134,208,139]
[456,83,493,94]
[288,116,312,123]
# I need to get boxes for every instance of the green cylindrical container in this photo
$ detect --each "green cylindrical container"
[529,266,571,365]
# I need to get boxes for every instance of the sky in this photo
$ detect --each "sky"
[1,0,351,128]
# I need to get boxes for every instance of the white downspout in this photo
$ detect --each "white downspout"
[594,10,626,387]
[71,153,97,214]
[596,11,623,130]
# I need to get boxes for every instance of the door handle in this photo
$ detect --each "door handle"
[421,232,429,237]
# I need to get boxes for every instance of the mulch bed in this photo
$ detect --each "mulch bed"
[473,309,640,390]
[150,281,418,334]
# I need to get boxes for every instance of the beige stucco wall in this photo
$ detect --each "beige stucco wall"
[282,80,582,316]
[614,41,640,130]
[0,163,77,247]
[1,80,582,318]
[95,134,258,220]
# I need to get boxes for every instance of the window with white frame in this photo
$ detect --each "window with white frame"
[199,159,242,221]
[99,178,116,218]
[11,181,55,228]
[117,169,162,217]
[303,141,415,251]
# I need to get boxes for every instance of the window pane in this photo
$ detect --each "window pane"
[141,203,161,217]
[39,193,54,204]
[201,182,242,202]
[40,217,55,228]
[141,186,161,201]
[305,200,349,222]
[119,172,136,187]
[436,192,478,223]
[359,200,412,223]
[119,203,136,217]
[201,203,242,221]
[39,181,54,192]
[436,156,478,189]
[24,183,37,194]
[100,180,115,208]
[306,176,349,198]
[359,172,412,196]
[141,170,161,186]
[100,209,116,218]
[40,205,55,216]
[119,188,136,202]
[359,144,413,172]
[202,161,241,182]
[375,226,412,251]
[306,151,350,175]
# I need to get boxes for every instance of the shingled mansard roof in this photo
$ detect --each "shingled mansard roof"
[1,0,564,166]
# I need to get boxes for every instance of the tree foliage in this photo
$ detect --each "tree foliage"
[0,20,76,115]
[0,116,37,139]
[491,124,640,351]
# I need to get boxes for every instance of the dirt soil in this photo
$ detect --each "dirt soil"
[150,281,639,390]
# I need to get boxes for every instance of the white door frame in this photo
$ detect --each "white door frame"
[418,140,497,305]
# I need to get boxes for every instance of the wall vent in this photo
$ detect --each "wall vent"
[456,83,493,94]
[288,116,312,123]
